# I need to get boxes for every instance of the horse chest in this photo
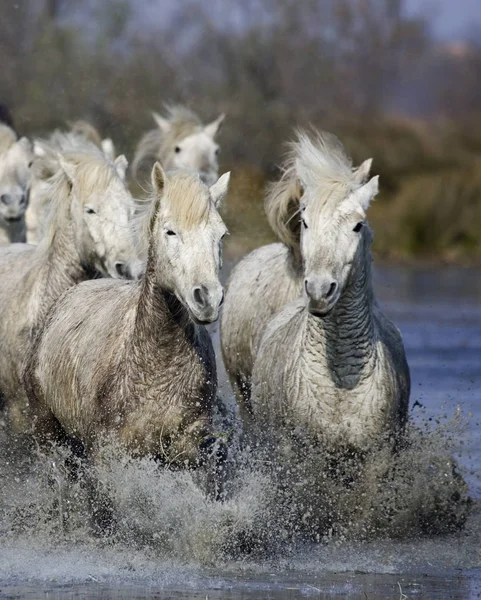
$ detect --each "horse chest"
[287,339,395,446]
[116,339,215,432]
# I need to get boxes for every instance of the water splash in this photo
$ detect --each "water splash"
[0,404,475,576]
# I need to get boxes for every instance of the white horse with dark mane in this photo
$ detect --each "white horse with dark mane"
[24,164,230,495]
[0,124,34,244]
[247,132,410,450]
[0,142,139,434]
[221,132,372,413]
[132,105,224,186]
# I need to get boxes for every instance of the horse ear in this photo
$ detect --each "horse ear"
[353,158,373,185]
[102,138,116,161]
[204,113,225,139]
[151,161,166,195]
[209,171,230,208]
[356,175,379,211]
[114,155,128,181]
[58,154,77,183]
[152,111,170,133]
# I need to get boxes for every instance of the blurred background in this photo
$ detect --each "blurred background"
[2,0,481,263]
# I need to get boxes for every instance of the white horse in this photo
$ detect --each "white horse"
[0,124,34,244]
[26,123,120,244]
[24,164,230,490]
[249,131,410,451]
[132,105,224,186]
[221,132,371,415]
[0,144,140,434]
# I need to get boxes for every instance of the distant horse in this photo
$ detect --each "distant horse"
[221,131,371,415]
[133,105,224,186]
[24,164,230,496]
[0,124,34,244]
[249,131,410,450]
[0,143,140,434]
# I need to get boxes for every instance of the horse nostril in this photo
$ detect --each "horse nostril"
[115,262,130,278]
[325,282,337,299]
[0,194,10,205]
[193,286,208,309]
[304,279,309,294]
[219,290,225,307]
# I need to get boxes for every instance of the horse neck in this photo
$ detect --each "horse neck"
[308,232,376,387]
[133,247,194,358]
[35,191,89,310]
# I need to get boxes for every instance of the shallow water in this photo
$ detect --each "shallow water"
[1,265,480,599]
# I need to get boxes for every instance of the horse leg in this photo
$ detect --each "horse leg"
[199,435,228,501]
[85,445,117,537]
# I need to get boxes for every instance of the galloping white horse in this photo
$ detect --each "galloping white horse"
[221,131,372,415]
[249,131,410,450]
[24,165,230,494]
[0,143,140,434]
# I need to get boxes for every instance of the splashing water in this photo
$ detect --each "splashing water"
[0,406,476,568]
[1,265,480,595]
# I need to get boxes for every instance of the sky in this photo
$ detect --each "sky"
[406,0,481,39]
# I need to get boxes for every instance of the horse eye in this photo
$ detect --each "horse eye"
[174,146,181,153]
[301,218,308,229]
[28,161,33,168]
[166,230,176,236]
[215,148,220,156]
[353,222,364,233]
[86,208,96,215]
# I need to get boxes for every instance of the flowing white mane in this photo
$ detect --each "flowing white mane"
[266,130,358,253]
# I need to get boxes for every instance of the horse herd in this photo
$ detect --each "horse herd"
[0,106,410,508]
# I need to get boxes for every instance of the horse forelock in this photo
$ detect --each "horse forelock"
[163,172,211,229]
[71,153,118,198]
[133,171,213,258]
[294,130,356,216]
